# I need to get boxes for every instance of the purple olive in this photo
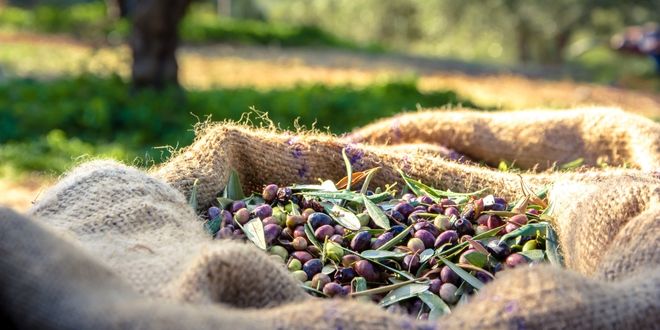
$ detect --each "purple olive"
[461,205,476,221]
[253,204,272,220]
[475,271,492,283]
[311,273,331,290]
[230,201,247,213]
[439,198,457,208]
[308,212,333,229]
[371,232,394,250]
[388,210,406,223]
[341,254,361,267]
[334,225,346,236]
[506,253,528,268]
[414,221,439,237]
[303,259,323,279]
[262,216,279,227]
[403,254,420,272]
[487,215,505,230]
[315,224,335,241]
[439,283,459,304]
[354,260,379,282]
[220,210,233,226]
[350,231,372,252]
[505,223,519,233]
[323,282,345,298]
[263,224,282,244]
[233,208,250,225]
[440,266,459,285]
[452,217,474,236]
[293,225,306,239]
[277,187,292,202]
[414,230,435,249]
[393,202,414,218]
[413,205,427,212]
[435,230,459,248]
[341,284,352,296]
[427,204,443,214]
[208,206,221,220]
[429,278,442,294]
[444,206,460,218]
[215,227,233,239]
[494,197,507,205]
[292,236,308,251]
[280,227,294,240]
[262,184,279,203]
[291,251,313,264]
[490,203,507,211]
[301,208,315,220]
[419,195,434,204]
[527,208,540,215]
[402,193,416,201]
[334,267,357,283]
[486,240,511,260]
[509,214,528,226]
[408,210,425,223]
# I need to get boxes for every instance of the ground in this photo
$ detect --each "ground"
[1,32,659,212]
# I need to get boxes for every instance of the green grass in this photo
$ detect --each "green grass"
[0,74,476,174]
[0,2,380,51]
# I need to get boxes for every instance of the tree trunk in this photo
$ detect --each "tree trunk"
[130,0,191,89]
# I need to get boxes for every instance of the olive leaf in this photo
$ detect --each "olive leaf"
[545,224,564,266]
[236,218,266,250]
[351,277,370,302]
[376,225,413,251]
[363,194,390,229]
[463,252,488,268]
[300,284,327,297]
[419,249,435,263]
[499,223,548,244]
[216,197,233,210]
[323,203,361,230]
[301,190,392,203]
[322,264,336,275]
[359,167,381,195]
[304,222,323,250]
[378,283,429,307]
[361,250,408,259]
[398,169,488,199]
[418,291,451,319]
[438,256,485,290]
[223,170,245,200]
[188,179,199,210]
[519,249,545,262]
[204,217,221,235]
[342,148,353,191]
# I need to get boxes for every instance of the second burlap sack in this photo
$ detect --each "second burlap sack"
[4,107,658,329]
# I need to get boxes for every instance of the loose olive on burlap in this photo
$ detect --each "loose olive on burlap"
[0,107,658,329]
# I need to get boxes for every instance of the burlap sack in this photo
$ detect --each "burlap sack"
[1,108,658,329]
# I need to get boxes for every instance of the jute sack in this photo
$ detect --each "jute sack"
[1,108,658,329]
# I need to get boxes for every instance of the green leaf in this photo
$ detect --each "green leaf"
[322,264,336,275]
[419,249,435,263]
[351,277,369,302]
[378,283,429,307]
[324,203,361,230]
[342,148,353,191]
[545,224,564,266]
[438,256,484,290]
[189,179,199,210]
[376,225,413,251]
[216,197,234,210]
[463,252,488,268]
[418,291,451,319]
[360,167,380,195]
[397,169,488,199]
[499,223,548,244]
[288,201,301,216]
[236,218,266,250]
[300,284,326,297]
[559,157,584,170]
[223,170,245,200]
[204,217,221,235]
[301,190,392,203]
[519,249,545,262]
[362,194,390,229]
[361,250,408,259]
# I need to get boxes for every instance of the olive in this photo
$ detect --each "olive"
[208,206,220,220]
[439,283,460,304]
[301,208,316,220]
[427,204,443,214]
[505,253,528,268]
[262,216,279,226]
[262,184,279,203]
[414,221,439,237]
[329,234,344,245]
[403,254,420,272]
[429,278,442,294]
[414,229,436,248]
[444,206,460,218]
[277,187,292,202]
[272,207,286,226]
[303,259,324,279]
[440,266,459,285]
[341,254,361,267]
[334,225,346,236]
[286,215,306,229]
[393,202,414,218]
[269,245,288,262]
[323,282,345,298]
[291,270,307,282]
[230,200,247,213]
[350,231,372,252]
[439,198,457,208]
[252,204,272,220]
[509,214,528,226]
[233,208,250,225]
[263,224,282,244]
[453,217,474,236]
[308,212,333,229]
[388,210,406,223]
[287,258,302,271]
[486,240,511,260]
[434,230,459,248]
[214,227,233,239]
[522,240,537,251]
[419,195,434,204]
[292,236,308,251]
[292,225,306,239]
[434,215,451,231]
[371,232,394,250]
[354,260,379,282]
[314,224,335,241]
[311,273,331,290]
[334,267,357,283]
[291,251,313,264]
[407,238,425,254]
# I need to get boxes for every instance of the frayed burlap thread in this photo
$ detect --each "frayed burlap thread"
[1,108,658,329]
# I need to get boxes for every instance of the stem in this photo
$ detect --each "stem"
[348,278,428,297]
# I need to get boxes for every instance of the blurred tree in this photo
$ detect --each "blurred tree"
[129,0,191,89]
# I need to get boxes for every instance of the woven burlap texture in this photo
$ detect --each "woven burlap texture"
[1,107,657,329]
